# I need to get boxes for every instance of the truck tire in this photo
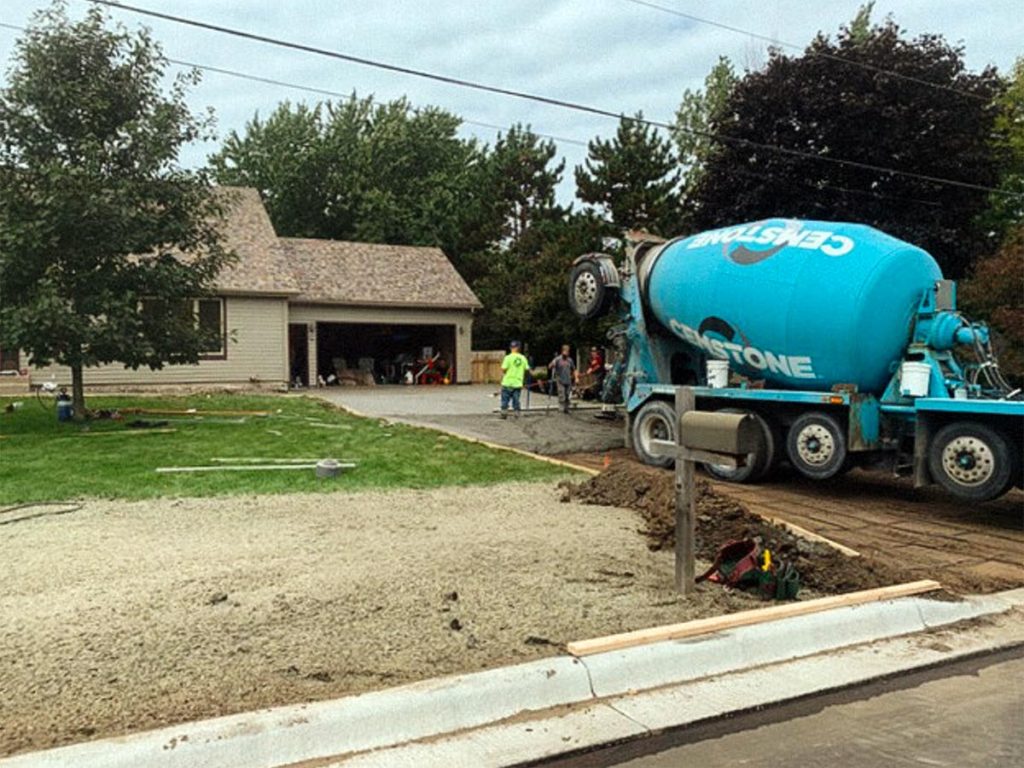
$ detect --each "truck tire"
[927,421,1014,502]
[568,260,613,320]
[786,412,848,480]
[632,400,676,468]
[704,409,777,483]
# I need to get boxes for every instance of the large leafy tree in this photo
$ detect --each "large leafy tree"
[687,12,1004,278]
[979,57,1024,244]
[960,225,1024,384]
[671,56,739,206]
[575,113,681,236]
[211,95,498,280]
[0,2,231,417]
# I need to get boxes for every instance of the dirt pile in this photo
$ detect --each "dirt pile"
[560,463,905,594]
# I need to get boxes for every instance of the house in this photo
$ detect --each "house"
[17,188,481,389]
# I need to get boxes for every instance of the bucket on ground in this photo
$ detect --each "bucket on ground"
[56,398,73,422]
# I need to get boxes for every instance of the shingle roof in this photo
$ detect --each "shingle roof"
[214,187,299,295]
[279,237,482,310]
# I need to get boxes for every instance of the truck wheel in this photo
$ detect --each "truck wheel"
[704,410,776,483]
[786,412,848,480]
[927,421,1014,502]
[632,400,676,468]
[568,261,612,320]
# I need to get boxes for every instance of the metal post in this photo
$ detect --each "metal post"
[674,386,696,595]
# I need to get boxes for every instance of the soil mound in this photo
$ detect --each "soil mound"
[560,463,905,594]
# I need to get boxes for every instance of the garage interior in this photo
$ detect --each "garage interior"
[313,322,457,385]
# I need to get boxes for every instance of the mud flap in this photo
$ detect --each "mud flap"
[913,414,933,488]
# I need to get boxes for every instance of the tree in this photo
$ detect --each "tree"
[211,95,498,281]
[671,57,739,205]
[0,2,231,417]
[978,57,1024,244]
[485,124,565,249]
[465,125,575,350]
[960,225,1024,384]
[686,13,1004,278]
[575,113,681,236]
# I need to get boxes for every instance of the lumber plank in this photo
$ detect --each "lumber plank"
[155,463,356,473]
[79,428,177,436]
[566,579,942,656]
[125,408,270,417]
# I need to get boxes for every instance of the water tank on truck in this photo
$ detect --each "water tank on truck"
[634,219,942,394]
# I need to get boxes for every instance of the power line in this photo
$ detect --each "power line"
[0,16,950,214]
[165,60,592,149]
[83,1,1015,198]
[620,0,989,102]
[0,20,588,149]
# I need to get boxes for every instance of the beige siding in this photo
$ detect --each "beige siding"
[288,303,475,384]
[28,296,289,387]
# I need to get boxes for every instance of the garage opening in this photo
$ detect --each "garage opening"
[316,322,456,385]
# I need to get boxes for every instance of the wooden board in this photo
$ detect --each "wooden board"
[124,408,270,417]
[566,579,942,656]
[79,428,177,437]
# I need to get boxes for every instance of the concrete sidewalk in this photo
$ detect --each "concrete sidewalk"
[5,589,1022,768]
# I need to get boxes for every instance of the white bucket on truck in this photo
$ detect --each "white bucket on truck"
[707,359,729,388]
[899,361,932,397]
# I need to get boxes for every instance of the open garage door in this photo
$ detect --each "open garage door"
[316,322,457,384]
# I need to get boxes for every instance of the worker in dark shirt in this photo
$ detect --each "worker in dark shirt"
[548,344,578,414]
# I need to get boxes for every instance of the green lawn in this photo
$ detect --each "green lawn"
[0,394,571,503]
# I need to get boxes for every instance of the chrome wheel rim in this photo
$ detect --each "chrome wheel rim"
[941,436,994,486]
[640,414,670,453]
[573,271,599,312]
[796,423,835,466]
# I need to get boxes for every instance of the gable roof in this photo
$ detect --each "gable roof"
[213,187,299,295]
[279,237,482,310]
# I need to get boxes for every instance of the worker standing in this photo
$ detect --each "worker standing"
[499,340,529,419]
[548,344,578,414]
[586,346,605,398]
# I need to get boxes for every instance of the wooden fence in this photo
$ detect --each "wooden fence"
[470,350,506,384]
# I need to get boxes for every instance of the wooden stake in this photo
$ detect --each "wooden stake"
[566,579,943,656]
[674,387,696,595]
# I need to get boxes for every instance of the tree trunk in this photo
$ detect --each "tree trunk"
[71,363,86,421]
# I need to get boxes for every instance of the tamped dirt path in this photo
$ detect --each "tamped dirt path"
[560,449,1024,594]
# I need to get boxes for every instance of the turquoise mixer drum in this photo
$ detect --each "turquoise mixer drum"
[640,219,943,394]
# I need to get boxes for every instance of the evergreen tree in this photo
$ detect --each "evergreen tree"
[575,113,681,236]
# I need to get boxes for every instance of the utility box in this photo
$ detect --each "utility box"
[678,411,759,456]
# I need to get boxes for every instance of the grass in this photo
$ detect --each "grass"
[0,393,573,503]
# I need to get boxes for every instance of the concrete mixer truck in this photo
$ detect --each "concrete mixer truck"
[568,219,1024,502]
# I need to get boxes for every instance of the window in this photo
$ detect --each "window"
[140,297,226,359]
[196,299,225,357]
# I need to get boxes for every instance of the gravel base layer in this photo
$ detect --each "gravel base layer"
[393,411,625,455]
[0,483,763,758]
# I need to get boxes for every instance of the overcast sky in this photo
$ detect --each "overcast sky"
[1,1,1021,202]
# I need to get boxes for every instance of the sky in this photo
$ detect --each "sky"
[1,1,1021,202]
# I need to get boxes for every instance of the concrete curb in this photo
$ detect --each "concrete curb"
[4,589,1022,768]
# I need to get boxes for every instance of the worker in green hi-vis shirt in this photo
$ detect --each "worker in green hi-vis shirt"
[499,340,529,419]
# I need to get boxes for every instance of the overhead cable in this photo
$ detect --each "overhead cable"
[83,1,1015,197]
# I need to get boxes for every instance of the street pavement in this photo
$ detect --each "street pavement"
[548,648,1024,768]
